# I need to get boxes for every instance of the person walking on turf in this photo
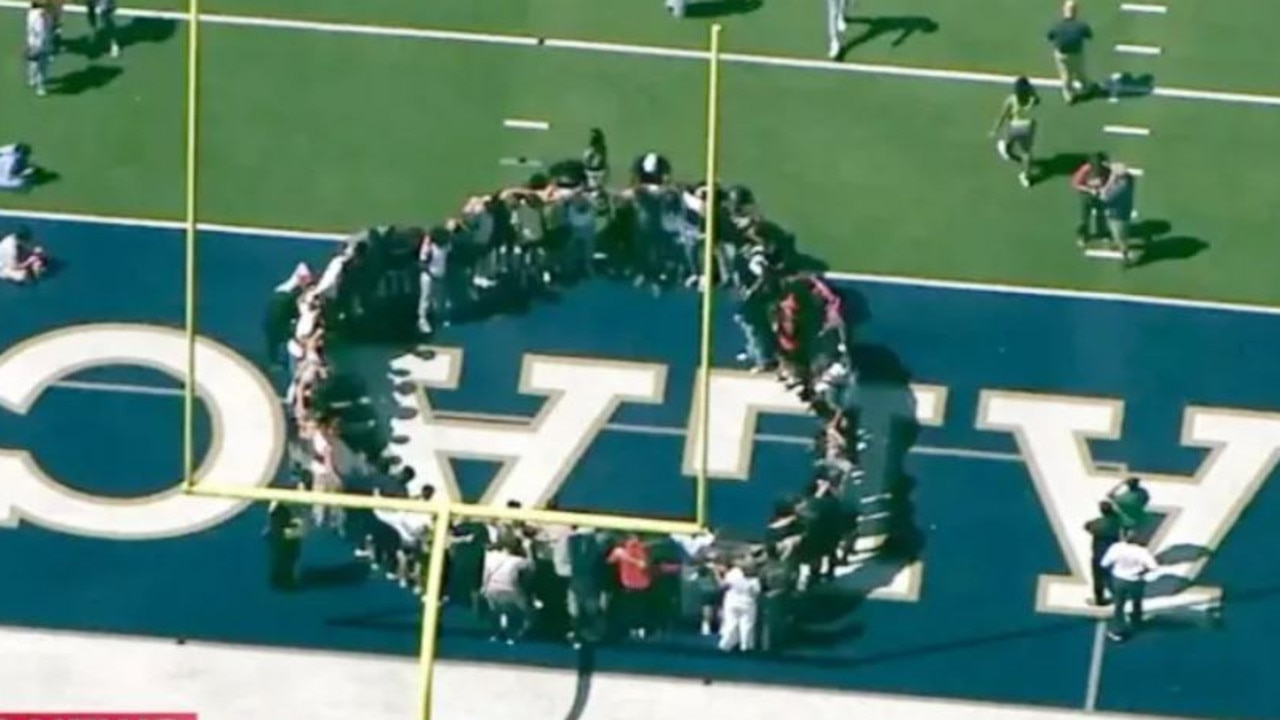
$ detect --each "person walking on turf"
[1047,1,1095,104]
[1084,501,1122,606]
[88,0,121,59]
[25,1,52,97]
[989,76,1042,188]
[1100,528,1159,641]
[827,0,851,60]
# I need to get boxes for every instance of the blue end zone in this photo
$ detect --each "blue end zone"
[1,216,1278,719]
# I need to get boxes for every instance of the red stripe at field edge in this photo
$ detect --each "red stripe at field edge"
[0,715,196,720]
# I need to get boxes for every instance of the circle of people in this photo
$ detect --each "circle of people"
[262,128,879,655]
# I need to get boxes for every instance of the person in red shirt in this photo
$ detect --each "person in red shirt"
[802,273,847,362]
[608,534,653,640]
[1071,153,1111,244]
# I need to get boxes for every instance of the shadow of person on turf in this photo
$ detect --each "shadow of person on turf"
[808,285,926,617]
[52,65,123,96]
[64,17,178,60]
[1126,219,1208,269]
[840,15,939,57]
[684,0,764,18]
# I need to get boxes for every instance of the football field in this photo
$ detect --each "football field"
[2,2,1280,720]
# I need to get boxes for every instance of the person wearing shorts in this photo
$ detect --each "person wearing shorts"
[990,76,1041,188]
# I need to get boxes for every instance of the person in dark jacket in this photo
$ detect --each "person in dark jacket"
[265,501,305,591]
[1085,501,1122,606]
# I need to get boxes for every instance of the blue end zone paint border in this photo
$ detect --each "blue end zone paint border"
[0,211,1277,720]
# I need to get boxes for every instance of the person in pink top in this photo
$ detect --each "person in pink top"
[608,534,652,640]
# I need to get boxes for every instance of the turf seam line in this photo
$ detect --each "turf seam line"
[6,206,1280,316]
[0,1,1275,108]
[1114,44,1162,56]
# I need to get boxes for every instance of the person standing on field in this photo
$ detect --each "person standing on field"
[26,1,52,97]
[1047,1,1095,104]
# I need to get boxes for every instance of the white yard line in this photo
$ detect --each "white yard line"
[0,1,1276,108]
[1120,3,1169,15]
[503,119,551,131]
[1084,621,1109,710]
[1104,125,1152,136]
[5,206,1280,317]
[48,377,1026,464]
[1115,44,1163,56]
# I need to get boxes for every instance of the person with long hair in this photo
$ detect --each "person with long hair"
[989,76,1042,187]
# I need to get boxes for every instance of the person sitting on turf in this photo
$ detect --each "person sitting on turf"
[0,226,48,283]
[1071,153,1111,245]
[0,144,37,192]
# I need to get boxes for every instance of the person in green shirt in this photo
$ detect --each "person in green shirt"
[989,76,1042,188]
[1108,476,1151,533]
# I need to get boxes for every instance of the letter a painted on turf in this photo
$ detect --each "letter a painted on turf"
[0,324,284,540]
[390,348,667,507]
[978,390,1280,616]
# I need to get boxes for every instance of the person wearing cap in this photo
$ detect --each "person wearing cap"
[1100,528,1159,641]
[1046,1,1095,104]
[632,152,671,186]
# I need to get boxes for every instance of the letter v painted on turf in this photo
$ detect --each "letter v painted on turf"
[390,348,667,508]
[978,390,1280,617]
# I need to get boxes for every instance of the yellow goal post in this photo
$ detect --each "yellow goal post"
[180,7,726,717]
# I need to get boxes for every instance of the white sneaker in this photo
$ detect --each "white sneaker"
[1018,172,1031,188]
[837,17,849,34]
[828,39,841,60]
[996,139,1012,161]
[110,42,121,58]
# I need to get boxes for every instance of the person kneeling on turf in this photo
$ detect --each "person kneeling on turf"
[0,226,48,283]
[0,144,37,191]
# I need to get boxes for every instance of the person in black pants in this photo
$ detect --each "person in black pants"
[265,501,304,591]
[1085,501,1121,606]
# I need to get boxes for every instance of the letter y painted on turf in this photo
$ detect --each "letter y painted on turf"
[978,390,1280,617]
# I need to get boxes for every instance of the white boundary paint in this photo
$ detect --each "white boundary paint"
[0,627,1199,720]
[4,206,1280,318]
[0,1,1276,108]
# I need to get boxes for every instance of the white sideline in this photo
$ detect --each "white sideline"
[3,206,1280,317]
[0,626,1199,720]
[0,1,1278,108]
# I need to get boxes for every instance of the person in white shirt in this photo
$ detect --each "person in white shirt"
[417,228,450,336]
[717,559,761,652]
[26,2,52,96]
[0,143,36,191]
[371,489,433,589]
[0,226,47,283]
[1100,529,1160,641]
[482,540,534,644]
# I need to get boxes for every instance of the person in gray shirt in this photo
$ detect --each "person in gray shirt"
[1100,164,1138,265]
[1047,1,1095,104]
